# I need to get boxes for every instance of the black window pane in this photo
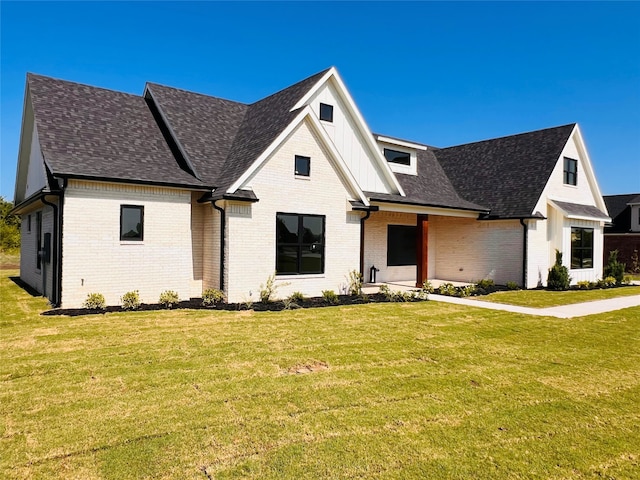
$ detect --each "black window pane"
[583,229,593,247]
[320,103,333,122]
[295,155,310,176]
[387,225,416,266]
[384,148,411,166]
[121,206,143,240]
[302,216,323,243]
[301,246,323,274]
[276,246,298,274]
[277,214,299,243]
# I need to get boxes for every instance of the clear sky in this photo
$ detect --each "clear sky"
[1,1,639,201]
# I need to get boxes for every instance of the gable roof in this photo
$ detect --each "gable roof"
[603,193,640,232]
[147,68,330,191]
[366,149,488,212]
[26,74,209,189]
[434,124,576,218]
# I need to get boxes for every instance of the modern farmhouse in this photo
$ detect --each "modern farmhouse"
[12,68,611,307]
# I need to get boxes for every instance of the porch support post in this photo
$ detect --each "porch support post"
[416,214,429,287]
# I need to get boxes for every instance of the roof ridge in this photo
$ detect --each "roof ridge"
[439,123,576,151]
[145,81,249,107]
[248,67,331,106]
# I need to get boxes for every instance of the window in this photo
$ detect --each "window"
[276,213,325,274]
[27,214,31,233]
[319,103,333,122]
[35,211,42,270]
[387,225,416,266]
[120,205,144,241]
[384,148,411,166]
[294,155,310,176]
[564,157,577,186]
[571,227,593,269]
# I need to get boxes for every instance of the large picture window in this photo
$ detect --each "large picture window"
[571,227,593,269]
[387,225,416,266]
[276,213,325,274]
[120,205,144,241]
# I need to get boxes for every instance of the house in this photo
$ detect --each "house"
[12,67,611,308]
[603,193,640,269]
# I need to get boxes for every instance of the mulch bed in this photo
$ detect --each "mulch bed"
[41,293,426,317]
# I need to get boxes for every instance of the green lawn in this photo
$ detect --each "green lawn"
[2,270,639,479]
[479,286,640,308]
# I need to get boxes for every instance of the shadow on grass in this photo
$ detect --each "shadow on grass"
[9,276,41,297]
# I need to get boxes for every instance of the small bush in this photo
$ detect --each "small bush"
[202,288,224,306]
[378,284,394,301]
[421,280,434,294]
[547,250,571,291]
[476,279,495,290]
[120,290,140,310]
[159,290,179,308]
[437,283,456,296]
[322,289,339,305]
[604,250,625,285]
[630,249,640,274]
[288,291,305,303]
[456,285,476,297]
[576,280,593,290]
[347,270,363,296]
[83,293,106,310]
[505,281,520,291]
[622,275,632,285]
[598,276,617,288]
[259,273,277,303]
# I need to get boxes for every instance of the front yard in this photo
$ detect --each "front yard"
[1,270,639,479]
[478,285,640,308]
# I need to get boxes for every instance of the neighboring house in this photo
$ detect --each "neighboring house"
[603,194,640,269]
[12,68,611,307]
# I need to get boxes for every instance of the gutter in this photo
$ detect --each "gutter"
[519,218,528,289]
[212,200,226,292]
[359,206,379,277]
[40,186,64,307]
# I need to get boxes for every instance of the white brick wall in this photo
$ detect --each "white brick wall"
[224,119,362,302]
[60,180,203,308]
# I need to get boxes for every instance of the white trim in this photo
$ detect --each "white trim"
[143,85,201,181]
[291,68,406,196]
[569,125,609,214]
[227,106,370,206]
[372,202,480,218]
[374,135,428,151]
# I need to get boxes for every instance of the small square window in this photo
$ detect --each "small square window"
[295,155,310,176]
[319,103,333,122]
[121,205,144,241]
[564,157,577,186]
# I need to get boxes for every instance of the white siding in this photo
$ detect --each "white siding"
[25,124,47,198]
[308,80,394,194]
[431,216,524,286]
[19,205,55,301]
[224,118,361,303]
[60,180,202,308]
[564,219,604,283]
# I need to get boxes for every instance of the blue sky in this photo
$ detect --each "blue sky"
[1,1,639,201]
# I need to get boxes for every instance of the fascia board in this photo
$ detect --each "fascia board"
[14,80,33,205]
[375,135,428,151]
[570,124,608,215]
[291,68,406,196]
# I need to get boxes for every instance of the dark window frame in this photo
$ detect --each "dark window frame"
[276,213,325,275]
[571,227,594,269]
[564,157,578,186]
[384,148,411,166]
[27,214,31,233]
[120,205,144,241]
[294,155,311,177]
[319,103,333,122]
[387,224,417,266]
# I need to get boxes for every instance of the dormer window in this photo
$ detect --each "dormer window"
[384,148,411,166]
[564,157,577,186]
[319,103,333,122]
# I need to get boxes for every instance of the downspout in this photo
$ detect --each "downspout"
[359,209,373,277]
[519,218,528,289]
[41,192,61,306]
[213,200,226,292]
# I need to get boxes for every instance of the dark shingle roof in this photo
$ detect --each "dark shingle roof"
[367,149,488,212]
[27,74,208,189]
[552,200,609,220]
[603,193,640,232]
[434,124,576,218]
[148,68,330,190]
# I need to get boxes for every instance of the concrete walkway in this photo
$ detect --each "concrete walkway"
[428,293,640,318]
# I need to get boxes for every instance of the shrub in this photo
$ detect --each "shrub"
[604,250,625,285]
[259,273,289,303]
[202,288,224,306]
[622,275,632,285]
[83,293,106,310]
[476,279,495,290]
[547,250,570,291]
[598,276,617,288]
[378,284,394,301]
[456,285,476,297]
[506,281,520,291]
[322,289,339,305]
[630,249,640,274]
[437,283,456,296]
[159,290,179,308]
[421,280,434,294]
[576,280,592,290]
[120,290,140,310]
[288,291,305,303]
[347,270,363,296]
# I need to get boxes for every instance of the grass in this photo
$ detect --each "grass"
[0,249,19,269]
[2,269,639,479]
[479,285,640,308]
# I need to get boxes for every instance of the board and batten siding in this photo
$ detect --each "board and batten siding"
[431,216,524,285]
[224,118,362,303]
[19,205,55,300]
[307,80,394,194]
[60,180,203,308]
